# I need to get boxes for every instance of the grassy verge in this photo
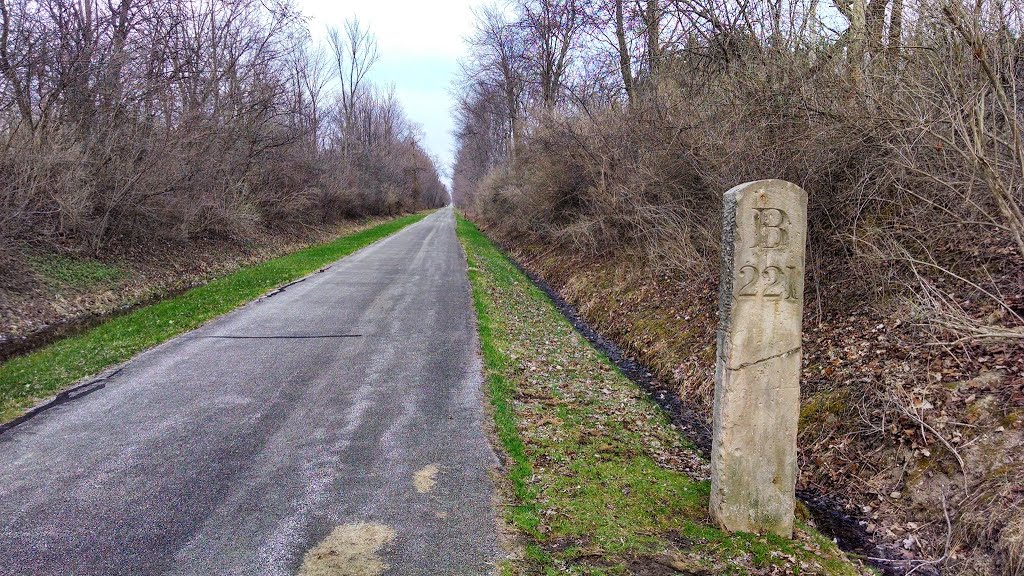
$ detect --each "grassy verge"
[456,215,868,575]
[0,212,429,422]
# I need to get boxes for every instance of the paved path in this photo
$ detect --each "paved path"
[0,207,499,575]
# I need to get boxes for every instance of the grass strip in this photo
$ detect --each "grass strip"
[456,215,867,575]
[0,212,429,422]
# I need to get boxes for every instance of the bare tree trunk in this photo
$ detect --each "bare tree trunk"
[770,0,783,49]
[865,0,888,56]
[614,0,633,102]
[0,0,34,131]
[645,0,659,76]
[506,84,519,160]
[849,0,866,87]
[887,0,903,58]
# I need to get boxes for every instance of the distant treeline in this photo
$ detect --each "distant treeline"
[0,0,447,256]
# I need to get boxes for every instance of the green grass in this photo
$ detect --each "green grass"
[0,212,429,422]
[456,215,866,575]
[460,215,543,540]
[27,253,125,289]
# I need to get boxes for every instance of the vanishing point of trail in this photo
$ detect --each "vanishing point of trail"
[0,207,499,575]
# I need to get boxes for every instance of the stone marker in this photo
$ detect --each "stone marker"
[710,179,807,538]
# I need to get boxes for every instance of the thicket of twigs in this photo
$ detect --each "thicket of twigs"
[0,0,446,265]
[454,0,1024,572]
[455,0,1024,338]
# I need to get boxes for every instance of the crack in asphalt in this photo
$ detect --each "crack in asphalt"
[0,208,500,576]
[0,368,122,437]
[198,335,363,340]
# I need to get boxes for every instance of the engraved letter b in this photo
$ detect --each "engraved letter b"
[752,208,789,249]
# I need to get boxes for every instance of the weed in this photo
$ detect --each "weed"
[26,254,124,289]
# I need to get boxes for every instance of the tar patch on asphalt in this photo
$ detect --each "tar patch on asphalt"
[413,464,439,493]
[298,523,395,576]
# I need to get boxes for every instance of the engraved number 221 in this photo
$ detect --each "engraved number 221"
[736,265,800,300]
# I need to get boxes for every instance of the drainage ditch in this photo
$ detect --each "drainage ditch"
[505,253,929,576]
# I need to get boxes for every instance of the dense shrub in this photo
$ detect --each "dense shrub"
[0,0,447,258]
[455,0,1024,340]
[454,1,1024,572]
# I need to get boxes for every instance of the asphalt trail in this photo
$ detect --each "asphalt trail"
[0,207,499,575]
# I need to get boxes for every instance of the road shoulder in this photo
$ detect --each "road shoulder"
[456,214,869,575]
[0,212,430,425]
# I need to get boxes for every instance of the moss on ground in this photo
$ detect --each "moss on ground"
[26,253,125,289]
[456,215,868,575]
[0,213,429,422]
[799,387,854,431]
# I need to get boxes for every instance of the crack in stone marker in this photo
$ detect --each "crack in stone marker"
[725,346,802,371]
[297,523,395,576]
[413,464,439,493]
[711,179,807,539]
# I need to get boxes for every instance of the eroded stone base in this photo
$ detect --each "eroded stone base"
[710,351,799,537]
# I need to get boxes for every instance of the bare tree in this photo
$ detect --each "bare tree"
[0,0,446,256]
[464,4,527,157]
[327,16,379,135]
[644,0,661,75]
[615,0,634,98]
[519,0,582,106]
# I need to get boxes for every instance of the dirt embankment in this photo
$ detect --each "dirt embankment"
[500,239,1023,576]
[0,219,383,360]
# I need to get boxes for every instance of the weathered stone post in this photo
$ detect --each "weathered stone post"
[710,179,807,538]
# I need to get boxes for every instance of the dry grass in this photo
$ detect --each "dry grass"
[457,215,868,575]
[455,6,1024,570]
[500,241,1022,574]
[465,1,1024,571]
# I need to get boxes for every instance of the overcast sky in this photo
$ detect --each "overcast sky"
[295,0,475,186]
